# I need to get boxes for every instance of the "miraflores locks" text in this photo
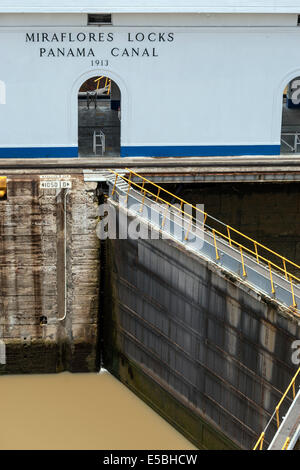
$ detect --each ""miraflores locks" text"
[26,31,175,58]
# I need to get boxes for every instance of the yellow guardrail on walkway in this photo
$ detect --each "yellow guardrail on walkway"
[275,366,300,429]
[282,437,290,450]
[253,365,300,450]
[94,76,111,94]
[253,431,265,450]
[109,168,300,316]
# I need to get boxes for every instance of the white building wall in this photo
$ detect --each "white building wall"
[0,13,297,27]
[0,14,87,26]
[112,14,298,27]
[0,14,299,157]
[1,1,300,14]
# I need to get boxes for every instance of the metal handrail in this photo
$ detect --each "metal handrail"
[253,432,265,450]
[282,437,290,450]
[275,366,300,428]
[109,168,300,316]
[253,365,300,450]
[126,169,300,276]
[94,76,111,95]
[281,132,300,153]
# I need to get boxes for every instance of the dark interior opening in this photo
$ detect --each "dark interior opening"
[78,76,121,158]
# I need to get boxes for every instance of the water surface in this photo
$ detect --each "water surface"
[0,370,196,450]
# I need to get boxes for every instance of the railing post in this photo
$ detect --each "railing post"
[276,405,280,429]
[125,173,132,203]
[293,380,296,400]
[268,262,275,294]
[254,242,259,264]
[259,433,265,450]
[289,275,297,308]
[253,432,265,450]
[282,437,290,450]
[155,188,161,202]
[184,216,193,241]
[227,226,232,246]
[240,246,246,277]
[283,259,288,280]
[213,230,220,260]
[111,174,118,196]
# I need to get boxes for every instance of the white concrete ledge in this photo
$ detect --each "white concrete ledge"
[1,1,300,14]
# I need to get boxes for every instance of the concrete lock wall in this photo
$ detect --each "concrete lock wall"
[103,208,300,450]
[0,174,100,374]
[0,13,300,157]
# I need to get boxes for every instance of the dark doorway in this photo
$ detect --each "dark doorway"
[281,78,300,154]
[78,76,121,157]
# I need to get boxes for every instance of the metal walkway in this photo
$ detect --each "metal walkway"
[268,389,300,450]
[105,168,300,318]
[254,366,300,450]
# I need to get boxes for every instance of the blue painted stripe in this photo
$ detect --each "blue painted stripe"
[0,147,78,158]
[0,145,281,159]
[121,145,280,157]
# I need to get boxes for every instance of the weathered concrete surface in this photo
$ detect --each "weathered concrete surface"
[3,155,300,177]
[0,174,100,374]
[103,207,300,450]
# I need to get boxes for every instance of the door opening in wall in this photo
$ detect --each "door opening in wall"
[78,76,121,158]
[281,78,300,154]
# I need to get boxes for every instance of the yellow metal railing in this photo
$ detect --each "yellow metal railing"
[0,176,7,199]
[253,364,300,450]
[94,76,111,95]
[253,432,265,450]
[275,366,300,427]
[282,437,290,450]
[109,168,300,315]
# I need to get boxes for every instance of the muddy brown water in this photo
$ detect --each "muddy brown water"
[0,370,196,450]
